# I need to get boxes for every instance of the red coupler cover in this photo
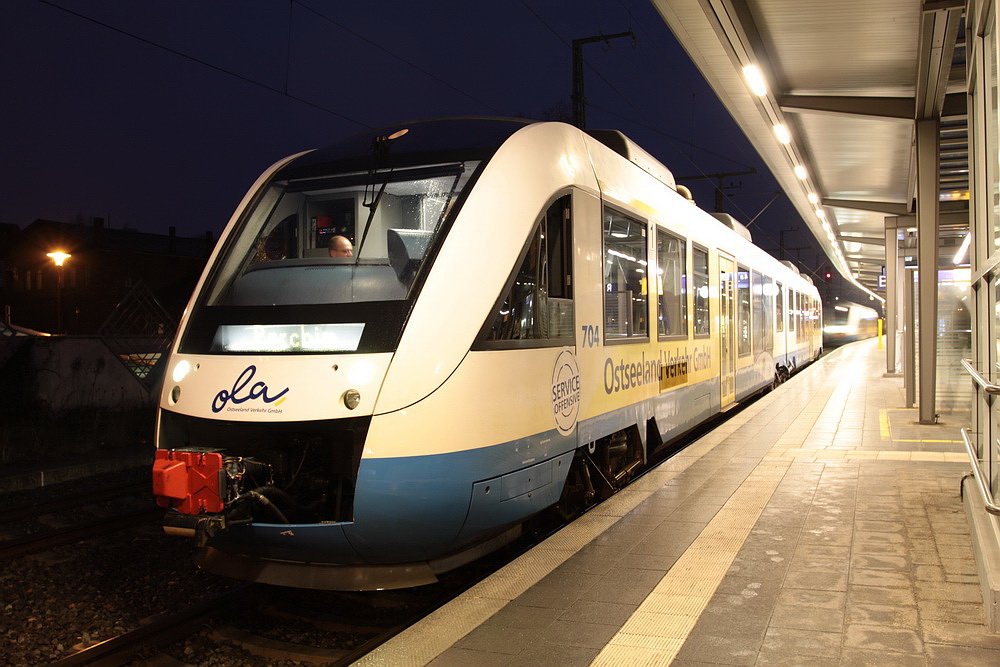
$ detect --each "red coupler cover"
[152,450,224,514]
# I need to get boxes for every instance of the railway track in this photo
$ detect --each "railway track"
[1,480,149,523]
[51,585,253,666]
[0,506,162,560]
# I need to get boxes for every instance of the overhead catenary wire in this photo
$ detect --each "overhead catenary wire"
[34,0,373,129]
[516,0,760,223]
[293,0,502,114]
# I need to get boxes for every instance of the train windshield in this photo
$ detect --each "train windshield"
[203,162,476,308]
[830,305,851,325]
[180,161,480,355]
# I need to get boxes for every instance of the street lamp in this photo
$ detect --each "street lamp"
[46,250,71,333]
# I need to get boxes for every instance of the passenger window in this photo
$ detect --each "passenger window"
[776,283,784,332]
[693,247,710,337]
[737,266,751,356]
[752,271,763,355]
[482,195,573,343]
[656,228,686,338]
[762,275,774,351]
[790,291,797,332]
[604,208,648,340]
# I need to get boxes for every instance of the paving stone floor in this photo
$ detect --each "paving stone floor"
[359,340,992,666]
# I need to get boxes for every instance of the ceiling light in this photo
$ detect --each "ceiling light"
[774,124,791,145]
[815,208,826,219]
[793,165,808,180]
[742,64,768,96]
[807,192,819,204]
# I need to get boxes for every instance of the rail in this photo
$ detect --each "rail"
[960,358,1000,395]
[959,358,1000,516]
[959,429,1000,516]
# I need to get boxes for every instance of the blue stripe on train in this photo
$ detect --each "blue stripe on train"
[216,375,755,565]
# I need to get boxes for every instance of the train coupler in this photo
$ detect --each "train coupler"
[162,511,241,546]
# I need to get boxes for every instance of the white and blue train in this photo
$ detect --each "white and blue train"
[152,119,822,590]
[823,300,879,346]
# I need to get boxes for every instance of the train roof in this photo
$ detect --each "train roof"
[585,130,677,190]
[709,213,752,243]
[276,117,532,180]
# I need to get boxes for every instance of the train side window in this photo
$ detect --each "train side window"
[789,290,797,333]
[800,295,807,341]
[480,194,574,345]
[762,275,774,351]
[692,246,710,337]
[603,207,648,341]
[751,270,764,355]
[805,296,813,340]
[656,228,687,338]
[776,282,784,332]
[737,266,751,356]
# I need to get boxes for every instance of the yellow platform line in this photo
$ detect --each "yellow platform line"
[878,409,960,444]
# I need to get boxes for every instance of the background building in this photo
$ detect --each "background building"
[0,218,213,334]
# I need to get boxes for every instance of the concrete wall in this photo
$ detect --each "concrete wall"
[0,336,155,466]
[19,337,151,411]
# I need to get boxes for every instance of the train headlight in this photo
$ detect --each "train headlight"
[343,389,361,410]
[172,360,192,383]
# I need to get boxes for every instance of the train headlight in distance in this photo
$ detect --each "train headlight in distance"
[343,389,361,410]
[172,359,192,383]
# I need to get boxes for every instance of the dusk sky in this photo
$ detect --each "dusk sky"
[1,0,825,271]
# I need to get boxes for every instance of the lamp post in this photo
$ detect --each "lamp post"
[46,251,71,333]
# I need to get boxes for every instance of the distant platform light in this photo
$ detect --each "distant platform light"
[793,164,808,179]
[742,64,768,96]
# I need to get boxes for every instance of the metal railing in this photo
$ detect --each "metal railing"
[961,358,1000,395]
[959,358,1000,515]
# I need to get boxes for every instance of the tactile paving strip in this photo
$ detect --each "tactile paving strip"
[591,458,792,666]
[355,431,723,665]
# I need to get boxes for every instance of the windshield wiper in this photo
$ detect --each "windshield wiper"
[355,167,391,261]
[355,129,408,263]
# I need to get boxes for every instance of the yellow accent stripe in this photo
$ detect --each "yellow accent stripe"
[764,448,966,463]
[879,408,891,439]
[893,439,962,444]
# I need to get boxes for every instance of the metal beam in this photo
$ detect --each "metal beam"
[916,2,963,119]
[823,199,910,215]
[916,118,940,423]
[838,236,886,246]
[779,95,914,120]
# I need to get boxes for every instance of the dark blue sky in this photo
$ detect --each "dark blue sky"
[0,0,823,268]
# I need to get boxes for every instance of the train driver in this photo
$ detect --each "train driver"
[328,234,354,257]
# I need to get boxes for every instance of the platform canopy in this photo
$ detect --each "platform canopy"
[652,0,968,296]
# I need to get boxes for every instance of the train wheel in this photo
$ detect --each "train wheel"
[553,426,645,518]
[552,449,597,519]
[587,426,644,497]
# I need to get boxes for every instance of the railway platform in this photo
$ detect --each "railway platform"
[357,338,997,665]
